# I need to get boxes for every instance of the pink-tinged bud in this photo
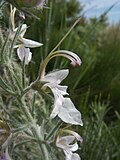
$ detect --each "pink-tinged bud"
[37,50,82,80]
[51,50,82,66]
[6,0,45,8]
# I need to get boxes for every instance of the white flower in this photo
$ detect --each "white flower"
[56,130,82,160]
[10,7,43,64]
[15,24,43,64]
[16,45,32,65]
[41,69,83,126]
[31,49,83,125]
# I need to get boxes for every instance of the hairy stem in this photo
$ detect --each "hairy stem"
[19,97,49,160]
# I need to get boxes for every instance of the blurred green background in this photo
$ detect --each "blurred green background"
[1,0,120,159]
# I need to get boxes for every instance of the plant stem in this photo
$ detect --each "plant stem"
[22,60,26,88]
[19,97,49,160]
[45,120,63,141]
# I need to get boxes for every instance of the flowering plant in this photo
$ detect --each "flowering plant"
[0,2,83,160]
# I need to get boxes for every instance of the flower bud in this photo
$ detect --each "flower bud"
[6,0,45,8]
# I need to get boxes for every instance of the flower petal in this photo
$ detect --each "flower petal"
[64,149,73,160]
[58,98,83,126]
[68,142,78,152]
[20,24,27,37]
[20,38,43,48]
[71,153,81,160]
[57,85,69,96]
[64,130,83,143]
[56,136,75,149]
[17,45,32,64]
[42,69,69,85]
[50,88,64,118]
[17,45,25,61]
[25,50,32,65]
